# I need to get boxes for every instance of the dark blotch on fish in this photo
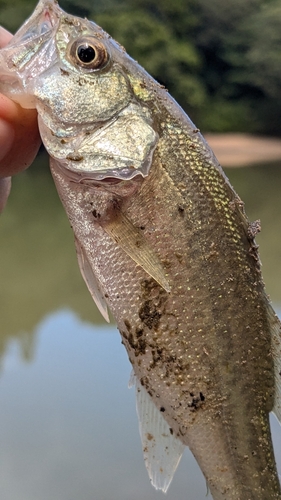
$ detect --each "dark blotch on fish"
[139,300,161,329]
[136,328,144,338]
[122,324,147,356]
[66,153,84,161]
[60,68,69,76]
[188,391,206,411]
[92,209,101,218]
[124,319,132,331]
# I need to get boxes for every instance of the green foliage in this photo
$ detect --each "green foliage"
[2,0,281,134]
[243,1,281,99]
[95,10,206,113]
[0,0,37,32]
[198,98,257,134]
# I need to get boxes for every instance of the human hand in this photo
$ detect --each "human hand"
[0,26,41,212]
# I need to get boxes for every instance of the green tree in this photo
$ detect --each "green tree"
[94,9,206,116]
[0,0,37,32]
[239,0,281,134]
[2,0,281,134]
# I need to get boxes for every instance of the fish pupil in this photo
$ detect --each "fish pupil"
[77,44,96,63]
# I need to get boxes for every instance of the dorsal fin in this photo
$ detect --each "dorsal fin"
[130,372,185,492]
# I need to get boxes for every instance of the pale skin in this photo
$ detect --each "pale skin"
[0,27,41,211]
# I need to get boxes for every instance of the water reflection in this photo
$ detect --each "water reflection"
[0,156,281,498]
[0,308,280,500]
[0,155,103,360]
[0,310,208,500]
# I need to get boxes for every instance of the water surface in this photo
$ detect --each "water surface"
[0,155,281,499]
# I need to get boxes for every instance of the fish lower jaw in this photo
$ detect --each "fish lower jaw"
[0,78,36,109]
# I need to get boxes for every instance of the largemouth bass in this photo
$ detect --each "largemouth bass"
[1,1,281,498]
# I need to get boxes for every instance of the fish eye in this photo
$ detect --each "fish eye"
[67,36,109,70]
[77,44,96,63]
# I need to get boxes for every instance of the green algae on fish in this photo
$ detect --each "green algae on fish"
[1,2,281,498]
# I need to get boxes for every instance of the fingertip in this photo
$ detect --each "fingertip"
[0,93,22,123]
[0,26,13,47]
[0,30,41,178]
[0,96,41,177]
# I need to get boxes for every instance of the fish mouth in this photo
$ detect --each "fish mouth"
[0,0,62,106]
[5,0,61,50]
[11,0,61,41]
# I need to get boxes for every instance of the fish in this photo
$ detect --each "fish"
[1,1,281,498]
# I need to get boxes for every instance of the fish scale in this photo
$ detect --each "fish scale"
[1,1,281,498]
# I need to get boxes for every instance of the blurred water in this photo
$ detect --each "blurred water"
[0,310,208,500]
[0,155,281,499]
[0,309,280,500]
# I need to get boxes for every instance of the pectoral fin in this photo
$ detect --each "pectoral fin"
[130,372,185,492]
[75,238,110,323]
[102,213,171,292]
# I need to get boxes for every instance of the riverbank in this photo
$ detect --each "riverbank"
[205,133,281,167]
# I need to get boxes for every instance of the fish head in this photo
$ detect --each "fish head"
[0,0,158,180]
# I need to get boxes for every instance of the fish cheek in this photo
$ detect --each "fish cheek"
[34,69,132,124]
